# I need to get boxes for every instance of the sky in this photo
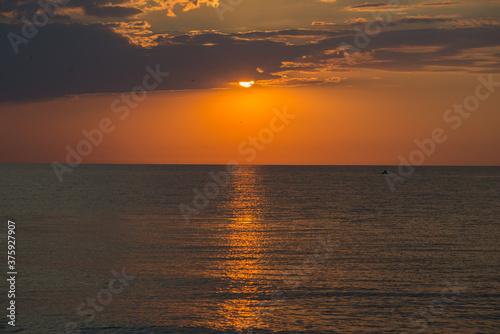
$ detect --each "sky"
[1,0,499,165]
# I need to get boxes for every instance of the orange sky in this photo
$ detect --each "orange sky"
[2,71,499,165]
[1,0,500,166]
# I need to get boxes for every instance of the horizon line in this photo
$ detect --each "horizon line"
[1,163,499,167]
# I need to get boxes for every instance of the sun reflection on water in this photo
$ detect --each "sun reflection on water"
[215,165,270,332]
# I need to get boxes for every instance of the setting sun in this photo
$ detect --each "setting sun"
[239,81,254,88]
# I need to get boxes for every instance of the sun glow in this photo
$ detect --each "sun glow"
[239,81,254,88]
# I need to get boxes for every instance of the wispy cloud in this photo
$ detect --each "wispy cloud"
[396,14,460,24]
[346,0,462,11]
[420,1,461,7]
[311,21,336,26]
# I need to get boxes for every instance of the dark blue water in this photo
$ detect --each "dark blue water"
[0,164,499,333]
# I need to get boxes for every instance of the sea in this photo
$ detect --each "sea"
[0,164,499,333]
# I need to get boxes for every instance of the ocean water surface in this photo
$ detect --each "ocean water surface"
[0,164,499,333]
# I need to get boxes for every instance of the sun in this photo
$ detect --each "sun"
[239,81,254,88]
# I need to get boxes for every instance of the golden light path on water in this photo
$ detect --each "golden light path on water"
[215,165,268,331]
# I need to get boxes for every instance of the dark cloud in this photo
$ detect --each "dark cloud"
[420,1,461,7]
[0,23,302,102]
[81,5,142,17]
[343,14,459,29]
[345,0,462,12]
[234,29,348,39]
[52,14,72,21]
[1,21,500,102]
[317,26,500,72]
[0,0,42,20]
[349,3,388,9]
[0,0,143,19]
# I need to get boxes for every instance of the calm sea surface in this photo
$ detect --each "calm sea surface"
[0,164,499,333]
